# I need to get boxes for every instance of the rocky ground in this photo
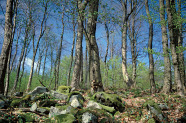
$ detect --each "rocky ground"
[0,86,185,123]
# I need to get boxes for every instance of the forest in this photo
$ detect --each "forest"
[0,0,185,122]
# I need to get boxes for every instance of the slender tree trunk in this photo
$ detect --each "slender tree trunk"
[0,0,14,94]
[12,17,31,93]
[27,2,48,92]
[19,40,30,91]
[121,0,131,87]
[128,0,137,88]
[145,0,156,93]
[36,48,43,75]
[42,41,48,81]
[85,46,88,88]
[159,0,172,94]
[67,10,76,86]
[178,0,185,90]
[104,21,109,86]
[71,0,89,90]
[80,50,83,85]
[54,6,65,90]
[166,0,184,96]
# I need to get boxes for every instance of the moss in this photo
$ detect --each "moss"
[98,103,116,114]
[143,100,161,113]
[148,118,156,123]
[54,114,76,123]
[19,113,35,122]
[75,108,114,122]
[32,93,53,101]
[57,86,71,94]
[10,95,31,107]
[38,100,57,107]
[67,91,84,103]
[91,92,125,112]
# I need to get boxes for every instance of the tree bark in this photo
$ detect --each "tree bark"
[166,0,184,96]
[86,0,104,94]
[159,0,172,94]
[67,9,76,86]
[177,0,185,90]
[54,6,65,90]
[71,0,89,90]
[128,0,137,88]
[0,0,14,94]
[121,0,132,87]
[145,0,156,93]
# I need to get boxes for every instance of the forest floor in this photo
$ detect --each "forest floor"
[0,88,186,122]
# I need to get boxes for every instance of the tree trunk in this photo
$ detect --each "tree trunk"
[42,41,48,81]
[87,0,104,94]
[121,0,132,87]
[67,10,76,86]
[177,0,185,90]
[166,0,184,96]
[159,0,172,94]
[54,6,65,90]
[145,0,156,93]
[104,21,109,86]
[0,0,13,94]
[128,0,137,88]
[27,2,48,92]
[85,46,88,88]
[71,0,89,90]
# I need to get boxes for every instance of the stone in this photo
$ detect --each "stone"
[87,101,102,109]
[70,96,82,108]
[28,86,48,96]
[82,112,98,123]
[36,107,50,114]
[54,114,76,123]
[30,102,37,112]
[14,92,23,97]
[50,90,68,100]
[158,103,169,110]
[49,106,72,118]
[57,86,71,94]
[92,92,125,112]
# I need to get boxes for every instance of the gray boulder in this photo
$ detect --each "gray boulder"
[28,86,48,96]
[49,106,72,118]
[50,90,68,100]
[86,101,102,109]
[82,112,98,123]
[158,103,169,110]
[30,102,37,112]
[37,108,50,114]
[69,95,82,108]
[14,92,23,97]
[147,104,166,121]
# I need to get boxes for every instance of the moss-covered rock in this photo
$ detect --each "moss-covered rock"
[75,108,115,122]
[98,103,116,114]
[38,100,57,107]
[10,95,31,107]
[143,100,161,113]
[91,92,125,112]
[57,86,71,94]
[67,91,84,102]
[32,93,53,101]
[54,114,76,123]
